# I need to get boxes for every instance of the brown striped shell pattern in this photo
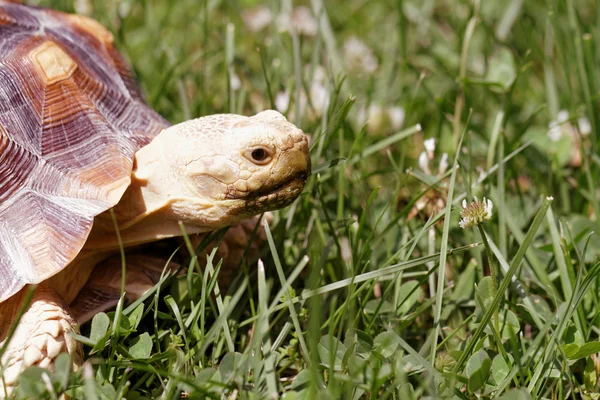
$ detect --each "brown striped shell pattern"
[0,2,169,302]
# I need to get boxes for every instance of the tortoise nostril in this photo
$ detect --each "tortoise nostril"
[298,171,308,181]
[293,132,308,143]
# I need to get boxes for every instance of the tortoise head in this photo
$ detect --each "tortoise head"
[132,110,310,229]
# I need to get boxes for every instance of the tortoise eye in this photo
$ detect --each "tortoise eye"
[252,149,266,161]
[248,147,272,165]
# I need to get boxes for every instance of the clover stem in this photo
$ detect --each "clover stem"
[477,224,500,332]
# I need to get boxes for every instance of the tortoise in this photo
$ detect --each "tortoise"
[0,1,310,391]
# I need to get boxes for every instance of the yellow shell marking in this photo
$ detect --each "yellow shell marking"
[30,41,78,85]
[66,14,114,45]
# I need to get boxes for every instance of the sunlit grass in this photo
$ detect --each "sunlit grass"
[11,0,600,398]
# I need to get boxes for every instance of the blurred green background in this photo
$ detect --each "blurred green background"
[13,0,600,398]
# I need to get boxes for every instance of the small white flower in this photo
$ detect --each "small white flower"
[548,120,562,142]
[277,12,291,33]
[366,104,385,133]
[311,64,328,83]
[578,117,592,136]
[459,196,493,229]
[310,81,329,114]
[339,237,352,263]
[387,106,405,131]
[275,90,291,113]
[307,65,329,116]
[424,138,436,159]
[438,153,449,175]
[557,109,570,123]
[74,0,93,15]
[343,36,379,74]
[118,2,132,19]
[291,6,318,36]
[548,110,573,142]
[242,6,273,33]
[277,6,318,36]
[418,151,431,174]
[230,72,241,91]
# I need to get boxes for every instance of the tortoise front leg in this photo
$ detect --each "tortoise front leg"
[191,213,272,286]
[0,284,81,394]
[70,254,180,324]
[71,215,271,324]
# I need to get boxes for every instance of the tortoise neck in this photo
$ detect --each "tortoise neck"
[84,123,242,251]
[83,146,210,251]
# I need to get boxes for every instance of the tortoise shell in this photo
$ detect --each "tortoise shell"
[0,2,169,302]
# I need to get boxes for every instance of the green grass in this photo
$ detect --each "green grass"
[9,0,600,398]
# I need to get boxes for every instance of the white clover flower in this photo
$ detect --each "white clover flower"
[310,82,329,114]
[424,138,436,159]
[74,0,93,15]
[339,237,353,263]
[276,12,291,33]
[459,196,493,229]
[438,153,449,175]
[277,6,318,36]
[291,6,318,37]
[307,65,329,115]
[578,117,592,136]
[548,120,562,142]
[343,36,379,74]
[418,151,431,174]
[275,90,291,113]
[354,103,405,134]
[118,1,132,19]
[311,64,328,83]
[548,110,571,142]
[387,106,405,131]
[230,72,241,91]
[366,104,385,133]
[242,6,273,33]
[557,109,569,123]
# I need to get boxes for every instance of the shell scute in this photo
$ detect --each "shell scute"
[0,3,36,29]
[30,40,77,85]
[64,14,114,45]
[0,61,44,155]
[0,3,169,302]
[0,126,37,204]
[0,8,14,25]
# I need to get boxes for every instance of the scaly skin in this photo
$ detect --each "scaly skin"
[69,213,272,323]
[85,110,310,251]
[191,212,273,287]
[1,110,309,392]
[0,284,81,395]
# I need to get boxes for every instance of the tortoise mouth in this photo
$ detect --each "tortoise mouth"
[254,170,309,200]
[227,169,309,208]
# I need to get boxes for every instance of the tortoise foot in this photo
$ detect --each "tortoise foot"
[0,284,81,393]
